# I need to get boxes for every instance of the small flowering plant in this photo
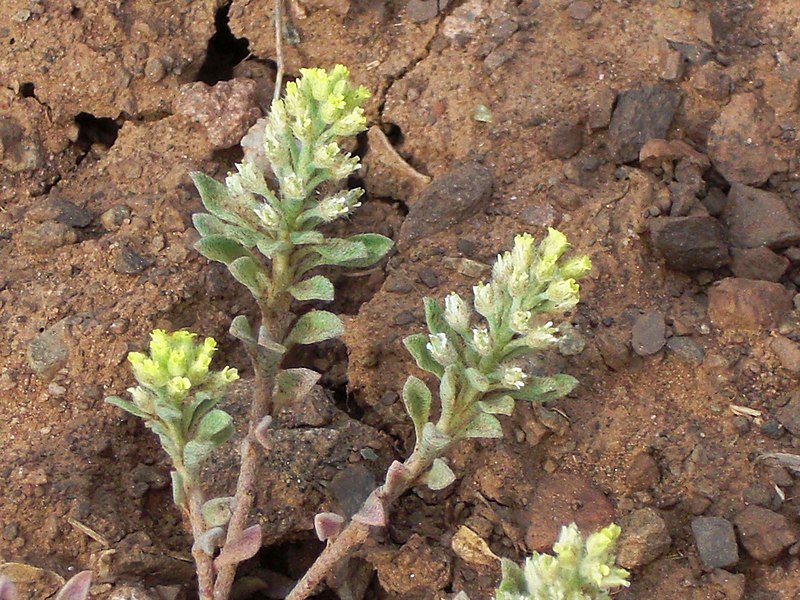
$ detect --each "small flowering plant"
[494,523,630,600]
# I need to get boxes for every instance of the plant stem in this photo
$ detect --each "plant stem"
[284,452,436,600]
[273,0,284,104]
[186,482,215,600]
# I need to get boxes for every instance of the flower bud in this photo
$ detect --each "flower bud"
[522,321,557,349]
[500,365,527,390]
[511,233,535,272]
[559,255,592,280]
[255,203,282,230]
[471,327,492,356]
[473,282,495,318]
[492,252,513,286]
[509,310,532,334]
[508,271,530,298]
[539,227,569,261]
[426,332,457,366]
[545,279,580,311]
[444,293,471,332]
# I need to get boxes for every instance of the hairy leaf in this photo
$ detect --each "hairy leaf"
[477,395,515,416]
[290,230,325,245]
[105,395,150,419]
[193,213,259,248]
[256,238,292,258]
[215,524,262,568]
[335,233,393,268]
[512,374,578,403]
[314,512,344,542]
[403,376,431,441]
[424,297,451,336]
[464,367,490,392]
[439,366,459,423]
[286,311,344,345]
[228,256,269,298]
[202,497,235,528]
[289,275,334,301]
[257,326,287,355]
[462,413,503,439]
[191,172,243,226]
[497,557,526,595]
[230,315,256,344]
[403,334,445,378]
[312,239,368,265]
[195,526,226,556]
[352,494,386,527]
[171,470,185,506]
[273,368,321,409]
[419,422,451,457]
[425,458,456,491]
[184,440,215,477]
[195,409,234,445]
[195,235,249,265]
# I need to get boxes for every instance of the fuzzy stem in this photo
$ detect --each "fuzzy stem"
[186,485,216,600]
[284,452,436,600]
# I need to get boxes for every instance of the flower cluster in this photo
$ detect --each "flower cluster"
[495,524,630,600]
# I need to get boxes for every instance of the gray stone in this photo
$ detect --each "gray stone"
[723,184,800,249]
[692,517,739,569]
[666,336,704,365]
[617,508,672,568]
[731,247,789,282]
[649,216,729,271]
[27,198,93,228]
[406,0,438,23]
[631,311,666,356]
[115,247,154,274]
[608,85,683,163]
[772,337,800,373]
[27,319,70,380]
[418,267,439,288]
[566,0,592,20]
[398,162,493,248]
[777,394,800,436]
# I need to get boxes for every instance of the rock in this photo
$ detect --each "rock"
[373,535,450,596]
[144,57,166,82]
[743,484,779,509]
[659,44,685,82]
[731,247,789,282]
[173,79,261,149]
[776,394,800,435]
[631,311,666,356]
[734,506,797,562]
[523,473,615,552]
[398,162,493,248]
[19,221,78,251]
[27,198,93,228]
[566,0,592,20]
[418,267,438,288]
[586,85,616,131]
[722,184,800,249]
[442,0,484,45]
[595,328,631,371]
[692,11,728,46]
[772,337,800,374]
[627,451,660,491]
[0,117,42,172]
[760,419,784,440]
[109,585,158,600]
[691,517,739,569]
[709,569,746,600]
[649,216,729,271]
[708,278,793,330]
[100,204,132,230]
[707,93,787,185]
[406,0,438,23]
[666,336,704,365]
[617,508,672,569]
[114,247,154,274]
[232,61,277,112]
[27,319,70,380]
[547,121,583,159]
[639,139,710,170]
[520,203,560,228]
[608,85,682,163]
[702,187,727,216]
[691,63,733,100]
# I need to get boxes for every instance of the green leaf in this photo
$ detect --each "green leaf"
[228,256,270,298]
[424,297,451,336]
[195,409,234,445]
[477,395,515,416]
[403,376,431,441]
[171,470,185,506]
[153,399,182,425]
[335,233,393,268]
[439,366,458,423]
[286,310,344,345]
[181,391,220,436]
[290,230,325,245]
[313,238,368,265]
[195,235,250,265]
[191,172,241,225]
[256,238,292,258]
[462,413,503,439]
[184,440,215,477]
[273,368,321,409]
[105,395,150,419]
[497,558,527,595]
[511,374,578,403]
[202,496,235,528]
[289,275,334,302]
[403,334,444,378]
[193,213,260,248]
[257,326,287,355]
[425,458,456,491]
[230,315,256,344]
[148,421,179,461]
[419,422,451,458]
[195,527,226,556]
[464,367,490,392]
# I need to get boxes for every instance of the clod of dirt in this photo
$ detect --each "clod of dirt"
[586,85,617,131]
[398,161,493,248]
[0,117,42,173]
[608,85,682,163]
[708,569,746,600]
[691,63,733,101]
[19,221,78,252]
[707,93,788,186]
[27,198,94,228]
[731,247,789,282]
[708,278,793,331]
[626,451,660,491]
[649,216,729,271]
[547,120,583,159]
[776,393,800,435]
[691,516,739,570]
[406,0,439,23]
[372,534,452,596]
[733,506,797,563]
[27,319,71,380]
[771,337,800,374]
[722,184,800,250]
[616,508,671,569]
[114,247,154,275]
[666,337,705,366]
[173,79,261,150]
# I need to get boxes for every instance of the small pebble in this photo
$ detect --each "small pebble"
[418,267,439,288]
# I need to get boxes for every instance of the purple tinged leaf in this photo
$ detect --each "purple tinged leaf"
[214,524,262,568]
[255,415,273,449]
[0,577,18,600]
[55,571,92,600]
[314,512,345,541]
[352,494,386,528]
[384,460,409,492]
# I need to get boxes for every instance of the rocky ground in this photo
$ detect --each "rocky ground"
[2,0,800,598]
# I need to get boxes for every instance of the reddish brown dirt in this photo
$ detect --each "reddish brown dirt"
[2,1,800,599]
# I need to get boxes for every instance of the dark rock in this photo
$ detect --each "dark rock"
[100,204,132,230]
[743,484,779,509]
[666,336,704,365]
[393,310,416,325]
[608,85,682,163]
[760,419,784,440]
[692,11,728,46]
[708,93,787,186]
[692,517,739,569]
[702,187,727,216]
[708,278,793,330]
[27,198,93,228]
[731,247,789,282]
[398,162,493,248]
[547,121,583,159]
[115,247,154,274]
[631,311,666,356]
[668,40,715,64]
[456,238,477,257]
[723,184,800,249]
[329,464,375,519]
[734,506,797,562]
[385,276,413,294]
[27,319,70,380]
[649,216,729,271]
[627,451,660,491]
[772,337,800,374]
[658,43,685,82]
[586,86,617,131]
[406,0,438,23]
[20,221,78,251]
[595,328,631,371]
[777,395,800,435]
[617,508,672,569]
[2,522,18,541]
[732,416,751,434]
[418,267,439,288]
